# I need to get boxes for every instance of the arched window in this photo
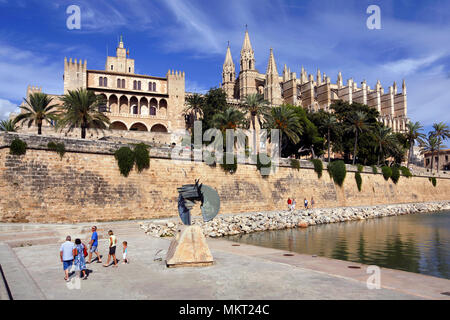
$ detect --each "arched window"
[99,77,103,87]
[132,105,138,114]
[150,106,156,116]
[104,77,107,87]
[122,79,125,88]
[148,82,152,91]
[117,79,121,88]
[111,65,114,71]
[133,80,137,90]
[153,82,156,91]
[138,81,141,90]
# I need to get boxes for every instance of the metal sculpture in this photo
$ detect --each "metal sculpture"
[177,179,220,225]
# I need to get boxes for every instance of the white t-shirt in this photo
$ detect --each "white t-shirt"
[60,241,75,261]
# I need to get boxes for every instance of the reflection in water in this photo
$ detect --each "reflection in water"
[225,211,450,279]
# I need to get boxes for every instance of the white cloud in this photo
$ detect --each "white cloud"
[0,98,19,120]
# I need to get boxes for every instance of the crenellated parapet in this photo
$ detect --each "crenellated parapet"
[63,57,87,93]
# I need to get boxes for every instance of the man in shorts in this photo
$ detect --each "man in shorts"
[103,230,118,267]
[87,226,102,264]
[60,236,74,281]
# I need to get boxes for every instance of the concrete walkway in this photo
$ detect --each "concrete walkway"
[0,221,449,300]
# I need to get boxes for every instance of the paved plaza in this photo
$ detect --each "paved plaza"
[0,221,449,300]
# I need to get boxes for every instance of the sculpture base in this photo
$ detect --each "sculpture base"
[165,225,214,268]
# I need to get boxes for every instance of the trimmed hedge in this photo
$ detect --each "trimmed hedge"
[220,152,237,174]
[328,160,346,187]
[310,159,323,179]
[290,158,300,171]
[47,141,66,159]
[400,166,412,178]
[382,166,392,181]
[371,165,378,174]
[357,164,364,173]
[391,166,400,184]
[256,153,271,175]
[355,172,362,192]
[10,138,27,156]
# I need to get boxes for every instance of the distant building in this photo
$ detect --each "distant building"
[423,149,450,171]
[222,30,408,132]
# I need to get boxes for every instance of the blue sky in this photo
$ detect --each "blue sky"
[0,0,449,135]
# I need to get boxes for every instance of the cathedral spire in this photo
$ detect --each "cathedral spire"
[223,44,234,67]
[266,48,278,75]
[240,29,255,71]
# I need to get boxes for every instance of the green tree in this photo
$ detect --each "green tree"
[404,121,425,168]
[201,88,229,130]
[431,122,450,173]
[240,93,270,153]
[373,126,397,165]
[0,119,18,132]
[211,107,247,132]
[184,93,204,131]
[14,92,59,135]
[347,111,371,165]
[419,134,446,173]
[58,88,110,139]
[263,105,303,153]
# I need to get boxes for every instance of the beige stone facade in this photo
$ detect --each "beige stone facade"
[222,30,408,132]
[424,149,450,171]
[20,37,186,137]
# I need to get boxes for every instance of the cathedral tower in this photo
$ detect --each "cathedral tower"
[264,48,282,106]
[239,29,258,99]
[222,43,236,99]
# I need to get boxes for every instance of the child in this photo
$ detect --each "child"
[122,241,129,264]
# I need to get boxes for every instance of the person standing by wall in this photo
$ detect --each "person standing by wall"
[311,197,315,209]
[292,198,296,211]
[287,198,292,211]
[304,198,308,209]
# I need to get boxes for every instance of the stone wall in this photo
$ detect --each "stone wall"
[1,132,449,223]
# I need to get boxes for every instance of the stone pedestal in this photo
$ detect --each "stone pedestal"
[165,225,214,268]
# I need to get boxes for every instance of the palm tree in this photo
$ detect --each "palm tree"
[419,134,446,173]
[240,93,270,153]
[14,92,59,135]
[347,111,370,165]
[211,107,247,132]
[405,121,425,168]
[323,114,337,163]
[184,93,204,130]
[58,88,110,139]
[431,122,450,173]
[0,119,18,132]
[374,126,396,166]
[264,105,303,152]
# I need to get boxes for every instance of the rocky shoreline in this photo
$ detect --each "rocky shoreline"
[140,201,450,238]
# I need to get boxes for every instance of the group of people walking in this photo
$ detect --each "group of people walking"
[287,197,315,211]
[59,226,128,282]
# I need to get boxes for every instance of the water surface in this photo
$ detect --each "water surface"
[226,211,450,279]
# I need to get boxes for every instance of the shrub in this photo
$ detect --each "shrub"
[371,165,378,174]
[382,166,392,181]
[310,159,323,179]
[134,143,150,173]
[220,152,237,174]
[114,147,135,177]
[400,166,412,178]
[391,166,400,184]
[328,160,346,187]
[429,177,437,187]
[256,153,272,175]
[47,141,66,159]
[10,138,27,155]
[355,172,362,192]
[290,158,300,171]
[357,164,364,173]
